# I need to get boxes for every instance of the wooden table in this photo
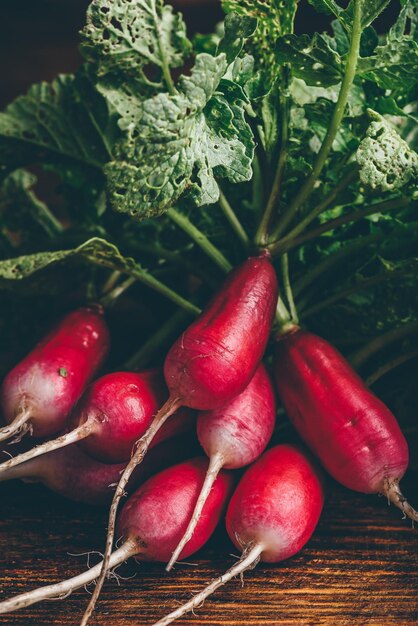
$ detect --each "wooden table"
[0,2,417,625]
[1,471,417,626]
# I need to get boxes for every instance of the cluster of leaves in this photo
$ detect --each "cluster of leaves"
[0,0,417,384]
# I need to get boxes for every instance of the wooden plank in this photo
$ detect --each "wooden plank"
[0,474,417,625]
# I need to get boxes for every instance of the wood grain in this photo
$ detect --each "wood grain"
[1,472,417,626]
[0,2,417,625]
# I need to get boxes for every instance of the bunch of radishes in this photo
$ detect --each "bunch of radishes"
[0,252,415,625]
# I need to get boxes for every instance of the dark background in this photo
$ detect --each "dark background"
[0,0,401,108]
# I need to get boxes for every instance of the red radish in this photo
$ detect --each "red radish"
[0,369,195,474]
[273,326,417,521]
[0,433,198,505]
[82,251,278,625]
[0,458,234,615]
[154,445,324,625]
[0,306,109,443]
[166,363,276,571]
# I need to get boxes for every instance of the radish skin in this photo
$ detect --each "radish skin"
[82,252,278,625]
[166,363,276,571]
[154,445,324,625]
[0,433,198,505]
[273,326,416,521]
[0,306,109,442]
[0,458,234,615]
[0,370,195,474]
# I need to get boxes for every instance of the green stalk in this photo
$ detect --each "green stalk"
[99,276,136,308]
[218,190,250,249]
[281,254,299,324]
[268,196,410,257]
[152,5,177,96]
[125,309,192,370]
[278,167,358,245]
[293,233,382,298]
[275,297,293,329]
[127,242,219,288]
[89,256,201,316]
[300,266,411,320]
[269,0,363,241]
[366,349,418,387]
[254,90,289,246]
[167,208,232,273]
[350,320,418,369]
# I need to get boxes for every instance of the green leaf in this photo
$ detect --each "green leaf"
[357,40,418,95]
[389,0,417,42]
[276,33,343,87]
[0,68,116,173]
[105,54,254,218]
[222,0,298,82]
[357,0,392,29]
[217,12,257,64]
[80,0,192,92]
[357,111,418,192]
[0,170,62,241]
[357,1,418,96]
[311,0,392,30]
[307,0,343,21]
[0,236,158,290]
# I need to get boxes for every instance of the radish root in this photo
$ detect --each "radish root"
[0,540,136,615]
[166,453,224,572]
[384,479,418,523]
[80,395,182,626]
[0,421,94,475]
[154,542,263,626]
[0,408,32,443]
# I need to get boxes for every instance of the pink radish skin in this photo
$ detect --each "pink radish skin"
[83,252,279,625]
[117,457,234,562]
[0,370,195,474]
[0,458,234,616]
[0,434,198,506]
[154,445,324,625]
[166,363,276,570]
[164,252,278,410]
[71,369,194,464]
[0,306,109,441]
[273,326,416,521]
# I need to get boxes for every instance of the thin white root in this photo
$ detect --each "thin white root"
[0,541,136,615]
[79,396,182,626]
[153,543,263,626]
[0,421,94,475]
[166,453,224,572]
[384,479,418,523]
[0,409,32,444]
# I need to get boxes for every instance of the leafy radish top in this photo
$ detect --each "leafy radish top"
[0,0,417,432]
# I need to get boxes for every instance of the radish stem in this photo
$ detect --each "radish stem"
[278,167,358,244]
[280,254,298,324]
[0,540,137,615]
[218,190,250,249]
[125,309,192,370]
[155,543,263,626]
[268,196,410,257]
[350,321,418,369]
[254,87,289,247]
[166,452,224,572]
[167,208,232,273]
[269,0,362,240]
[366,349,418,387]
